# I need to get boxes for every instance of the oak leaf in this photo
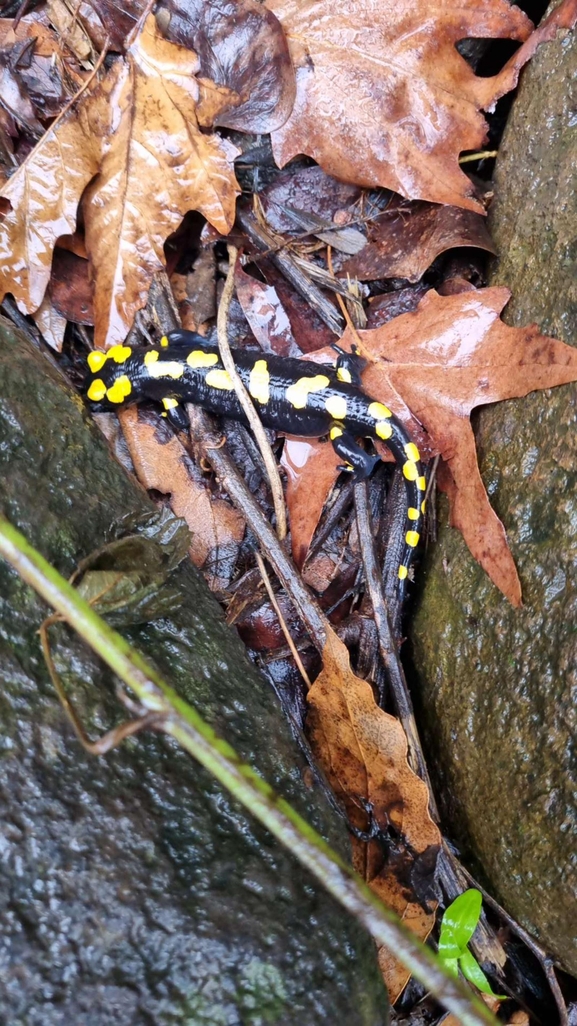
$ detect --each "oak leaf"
[267,0,532,211]
[307,626,441,999]
[0,14,239,348]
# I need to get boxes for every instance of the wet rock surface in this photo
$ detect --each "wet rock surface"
[0,321,388,1025]
[411,11,577,975]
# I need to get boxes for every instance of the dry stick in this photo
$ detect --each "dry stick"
[354,479,438,809]
[254,551,312,690]
[216,245,287,541]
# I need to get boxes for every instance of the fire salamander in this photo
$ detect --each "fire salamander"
[85,329,426,598]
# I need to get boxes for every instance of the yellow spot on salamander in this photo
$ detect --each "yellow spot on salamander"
[368,401,392,420]
[406,530,420,548]
[148,360,185,379]
[160,335,169,347]
[87,378,107,401]
[87,351,107,373]
[144,350,159,367]
[404,441,420,462]
[417,475,426,492]
[325,395,347,420]
[375,421,392,440]
[108,344,132,364]
[286,374,330,409]
[403,460,418,482]
[337,367,352,384]
[330,425,344,440]
[187,350,219,368]
[408,507,420,521]
[162,397,179,410]
[421,500,426,513]
[106,375,132,404]
[398,565,408,580]
[249,359,270,404]
[206,368,234,390]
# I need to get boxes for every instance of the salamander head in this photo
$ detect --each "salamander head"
[85,344,135,411]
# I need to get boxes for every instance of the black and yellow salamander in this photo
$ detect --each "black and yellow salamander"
[85,329,426,597]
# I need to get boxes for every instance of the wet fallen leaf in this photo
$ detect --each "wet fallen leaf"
[267,0,532,210]
[50,247,94,326]
[120,406,245,592]
[0,13,239,347]
[348,288,577,605]
[0,13,85,117]
[340,199,496,282]
[86,0,145,52]
[307,626,441,999]
[281,436,341,565]
[235,263,300,357]
[260,164,361,235]
[33,293,67,351]
[163,0,295,132]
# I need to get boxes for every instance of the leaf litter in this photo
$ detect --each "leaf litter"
[2,0,577,1017]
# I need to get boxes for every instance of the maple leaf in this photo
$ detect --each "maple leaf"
[307,626,441,999]
[0,14,239,347]
[266,0,533,211]
[353,288,577,606]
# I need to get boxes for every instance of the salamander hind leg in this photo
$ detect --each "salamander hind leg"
[329,425,380,480]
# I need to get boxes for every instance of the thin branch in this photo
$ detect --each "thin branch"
[255,550,312,690]
[216,245,287,540]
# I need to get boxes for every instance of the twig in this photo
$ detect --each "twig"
[354,479,438,810]
[189,406,328,650]
[326,245,366,345]
[459,151,498,164]
[216,245,287,540]
[255,551,312,690]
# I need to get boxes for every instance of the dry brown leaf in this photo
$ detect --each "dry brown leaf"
[339,199,496,283]
[267,0,532,210]
[307,626,441,998]
[0,13,239,347]
[347,288,577,605]
[120,406,245,592]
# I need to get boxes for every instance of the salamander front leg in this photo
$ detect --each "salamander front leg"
[161,397,190,432]
[331,343,365,387]
[329,424,380,480]
[163,329,208,348]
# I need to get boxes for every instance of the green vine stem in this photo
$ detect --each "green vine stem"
[0,514,498,1026]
